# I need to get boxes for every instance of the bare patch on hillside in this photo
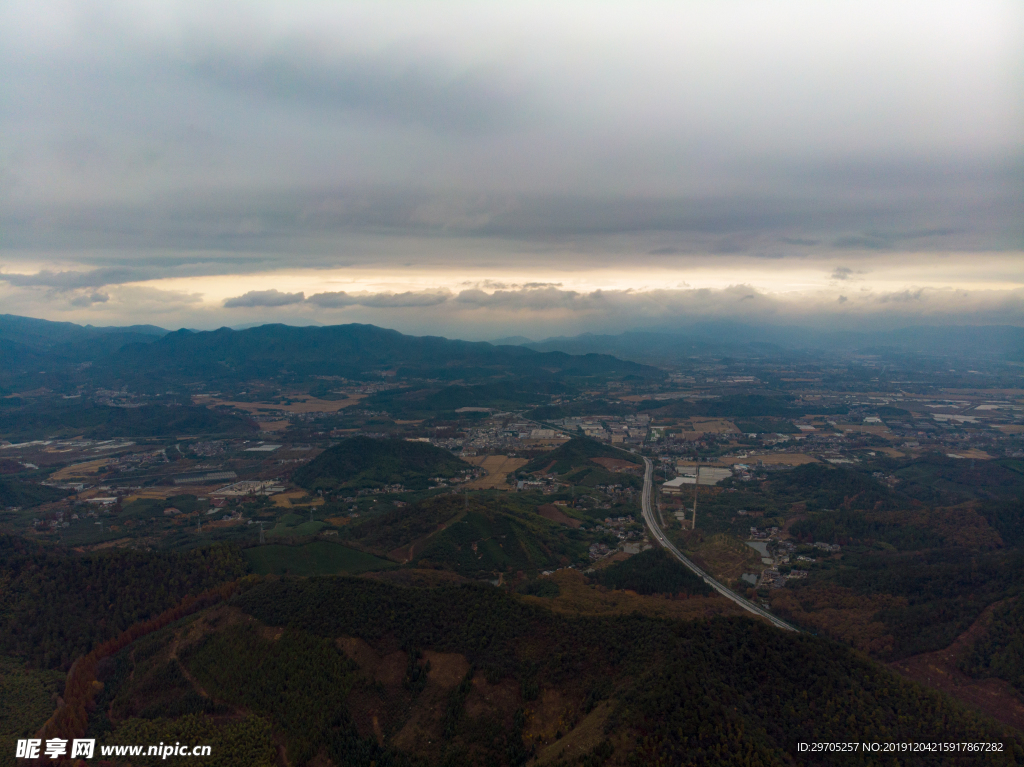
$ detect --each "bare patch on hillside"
[537,504,581,528]
[890,601,1024,732]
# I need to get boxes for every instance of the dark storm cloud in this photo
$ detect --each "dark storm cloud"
[305,290,450,308]
[3,166,1017,262]
[0,267,164,289]
[190,48,523,133]
[223,289,305,308]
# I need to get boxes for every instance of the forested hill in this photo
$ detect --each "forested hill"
[86,575,1024,767]
[522,436,640,474]
[109,323,658,382]
[0,398,257,441]
[292,436,470,491]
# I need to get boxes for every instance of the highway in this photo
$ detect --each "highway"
[639,456,799,632]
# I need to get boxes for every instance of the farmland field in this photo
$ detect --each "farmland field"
[49,459,109,479]
[196,393,367,414]
[243,541,398,576]
[465,455,527,489]
[689,418,740,434]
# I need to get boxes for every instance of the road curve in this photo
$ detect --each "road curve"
[639,457,799,632]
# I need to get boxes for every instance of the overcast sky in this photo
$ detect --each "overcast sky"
[1,0,1021,339]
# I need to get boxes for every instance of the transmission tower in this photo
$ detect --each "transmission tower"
[691,466,700,530]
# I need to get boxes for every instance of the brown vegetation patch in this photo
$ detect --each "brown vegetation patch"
[535,460,557,475]
[673,431,704,441]
[382,513,467,564]
[257,420,290,432]
[770,587,908,655]
[519,569,744,622]
[537,504,581,529]
[464,676,521,721]
[375,651,408,686]
[50,459,109,479]
[272,491,324,508]
[686,533,763,583]
[589,551,629,569]
[123,487,179,500]
[947,448,994,459]
[391,665,477,760]
[846,504,1002,551]
[258,625,285,642]
[343,688,386,744]
[675,460,735,469]
[524,687,572,746]
[690,418,740,434]
[391,702,444,759]
[533,700,614,764]
[590,457,639,472]
[87,537,136,550]
[198,393,367,414]
[423,651,471,690]
[877,447,907,457]
[325,516,351,527]
[337,637,383,674]
[890,601,1024,732]
[750,453,820,466]
[203,517,245,529]
[837,423,893,438]
[523,439,570,448]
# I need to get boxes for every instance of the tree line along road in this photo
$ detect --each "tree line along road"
[639,456,799,632]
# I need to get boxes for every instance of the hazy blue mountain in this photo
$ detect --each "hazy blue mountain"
[0,315,659,386]
[0,314,167,350]
[490,336,533,345]
[525,324,1024,363]
[101,323,661,383]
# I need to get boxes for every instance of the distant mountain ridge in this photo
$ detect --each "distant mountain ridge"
[108,323,659,382]
[0,313,166,349]
[0,315,660,388]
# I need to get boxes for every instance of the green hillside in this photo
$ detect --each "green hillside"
[0,478,70,509]
[341,494,590,575]
[522,436,639,475]
[363,380,561,417]
[83,576,1024,767]
[595,547,712,596]
[244,541,397,576]
[292,436,470,491]
[0,399,256,441]
[412,507,582,575]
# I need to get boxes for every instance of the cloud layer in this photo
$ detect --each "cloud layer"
[0,0,1020,333]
